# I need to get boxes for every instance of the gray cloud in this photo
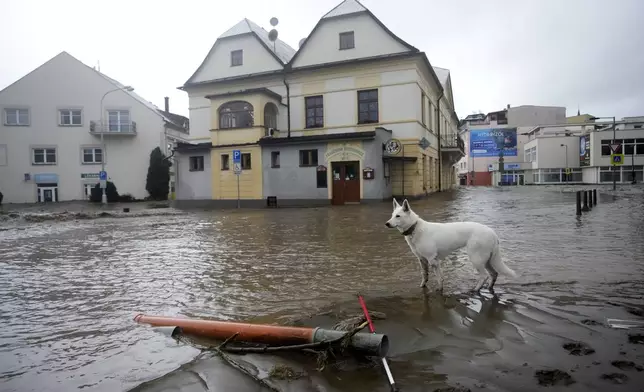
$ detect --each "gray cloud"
[1,0,642,119]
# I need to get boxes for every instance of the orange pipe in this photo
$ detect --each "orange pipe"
[134,314,315,346]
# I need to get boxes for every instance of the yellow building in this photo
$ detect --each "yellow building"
[177,0,463,207]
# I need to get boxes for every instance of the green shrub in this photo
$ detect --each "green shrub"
[90,181,119,203]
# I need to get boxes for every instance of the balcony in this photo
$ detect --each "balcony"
[89,120,137,136]
[441,133,466,165]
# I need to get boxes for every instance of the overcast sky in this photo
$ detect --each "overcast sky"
[2,0,643,120]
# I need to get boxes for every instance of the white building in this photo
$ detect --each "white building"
[456,105,567,186]
[0,52,189,204]
[176,0,463,207]
[521,118,644,185]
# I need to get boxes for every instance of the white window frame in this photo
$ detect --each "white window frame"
[4,108,30,126]
[32,147,57,165]
[107,110,131,132]
[81,146,103,164]
[59,109,83,126]
[188,155,205,171]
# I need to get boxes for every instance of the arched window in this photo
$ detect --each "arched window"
[219,101,254,129]
[264,102,278,129]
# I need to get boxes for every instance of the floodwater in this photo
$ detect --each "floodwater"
[1,186,643,392]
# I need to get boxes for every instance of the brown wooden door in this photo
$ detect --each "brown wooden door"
[331,161,361,205]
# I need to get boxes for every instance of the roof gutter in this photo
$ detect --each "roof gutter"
[437,91,444,192]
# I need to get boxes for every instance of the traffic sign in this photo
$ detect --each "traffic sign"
[233,162,242,175]
[610,143,622,153]
[232,150,241,163]
[611,153,624,166]
[99,170,107,181]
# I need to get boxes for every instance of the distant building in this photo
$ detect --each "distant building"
[0,52,189,203]
[520,117,644,185]
[456,105,567,186]
[175,0,464,208]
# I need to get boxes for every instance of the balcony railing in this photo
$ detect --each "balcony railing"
[89,120,137,135]
[441,133,465,153]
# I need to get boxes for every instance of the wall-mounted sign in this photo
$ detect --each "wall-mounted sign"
[325,144,365,161]
[363,167,375,180]
[579,135,590,167]
[317,165,327,172]
[383,138,402,155]
[81,173,99,179]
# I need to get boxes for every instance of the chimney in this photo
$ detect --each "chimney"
[507,104,510,109]
[164,97,169,113]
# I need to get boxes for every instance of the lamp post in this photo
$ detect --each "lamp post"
[99,85,134,204]
[589,116,617,190]
[560,144,568,182]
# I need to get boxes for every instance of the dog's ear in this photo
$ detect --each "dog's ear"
[392,198,399,209]
[402,199,410,212]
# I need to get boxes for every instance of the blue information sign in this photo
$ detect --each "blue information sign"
[469,128,518,158]
[232,150,241,163]
[99,171,107,181]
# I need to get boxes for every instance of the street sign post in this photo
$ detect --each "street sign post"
[232,150,241,208]
[610,143,622,153]
[611,153,624,166]
[99,170,107,189]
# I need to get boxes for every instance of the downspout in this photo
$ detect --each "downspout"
[283,71,291,138]
[436,92,444,192]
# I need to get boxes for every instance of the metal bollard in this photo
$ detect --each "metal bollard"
[593,189,597,205]
[582,190,590,212]
[587,190,593,210]
[576,191,582,216]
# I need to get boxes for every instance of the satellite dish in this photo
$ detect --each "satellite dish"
[268,29,278,42]
[298,38,306,47]
[270,17,279,26]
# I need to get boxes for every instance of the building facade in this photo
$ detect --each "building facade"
[457,105,566,186]
[0,52,189,204]
[175,0,463,208]
[521,118,644,185]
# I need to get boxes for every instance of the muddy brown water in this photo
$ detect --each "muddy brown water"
[1,186,643,392]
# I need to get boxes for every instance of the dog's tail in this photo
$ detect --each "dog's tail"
[489,237,517,278]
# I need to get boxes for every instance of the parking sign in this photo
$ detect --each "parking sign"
[233,150,241,163]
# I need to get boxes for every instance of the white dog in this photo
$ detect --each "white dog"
[385,198,517,292]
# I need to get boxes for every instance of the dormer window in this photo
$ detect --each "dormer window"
[231,50,243,66]
[339,31,355,50]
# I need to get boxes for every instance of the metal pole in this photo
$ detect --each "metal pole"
[236,174,240,209]
[401,144,405,199]
[612,116,616,191]
[99,96,107,205]
[632,152,636,184]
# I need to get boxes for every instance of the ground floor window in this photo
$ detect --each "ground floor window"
[316,165,327,188]
[621,165,643,182]
[83,183,95,199]
[599,166,619,183]
[241,153,252,170]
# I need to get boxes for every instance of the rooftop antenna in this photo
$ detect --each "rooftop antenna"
[268,17,279,52]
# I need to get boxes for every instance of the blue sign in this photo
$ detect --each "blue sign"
[33,173,59,184]
[232,150,241,163]
[470,128,518,157]
[506,163,521,170]
[99,170,107,181]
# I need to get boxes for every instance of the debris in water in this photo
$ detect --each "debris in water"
[611,360,643,371]
[600,373,629,384]
[268,364,303,380]
[562,341,595,356]
[535,369,576,386]
[432,386,471,392]
[628,334,644,344]
[626,307,644,317]
[581,319,602,326]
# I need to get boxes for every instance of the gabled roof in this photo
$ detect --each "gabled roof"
[0,51,188,132]
[322,0,367,18]
[220,19,296,64]
[432,67,450,88]
[183,18,296,87]
[289,0,418,68]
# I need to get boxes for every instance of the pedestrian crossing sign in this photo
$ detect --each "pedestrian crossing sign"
[610,153,624,166]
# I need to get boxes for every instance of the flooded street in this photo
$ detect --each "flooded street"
[1,186,644,392]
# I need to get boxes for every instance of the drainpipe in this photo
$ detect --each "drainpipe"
[283,72,291,138]
[436,92,444,192]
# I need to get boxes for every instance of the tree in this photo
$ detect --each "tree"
[145,147,171,200]
[90,181,119,202]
